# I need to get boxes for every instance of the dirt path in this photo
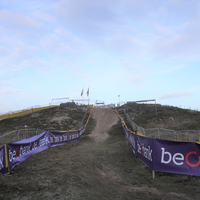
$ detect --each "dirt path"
[90,108,119,142]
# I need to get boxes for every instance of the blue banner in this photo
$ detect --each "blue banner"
[135,135,153,169]
[0,145,6,175]
[49,126,85,147]
[129,132,136,154]
[122,120,200,176]
[79,126,85,138]
[69,130,80,142]
[7,131,51,170]
[153,139,200,176]
[49,131,69,147]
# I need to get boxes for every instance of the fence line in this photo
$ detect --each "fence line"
[0,105,92,145]
[0,107,93,175]
[0,128,45,145]
[0,104,59,120]
[123,107,200,142]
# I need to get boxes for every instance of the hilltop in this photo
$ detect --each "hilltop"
[0,104,89,135]
[117,103,200,131]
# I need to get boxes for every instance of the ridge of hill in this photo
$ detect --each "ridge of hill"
[0,105,88,136]
[117,103,200,131]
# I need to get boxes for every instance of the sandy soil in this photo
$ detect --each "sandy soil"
[90,108,119,142]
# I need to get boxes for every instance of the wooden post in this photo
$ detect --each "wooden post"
[4,144,9,172]
[152,170,155,179]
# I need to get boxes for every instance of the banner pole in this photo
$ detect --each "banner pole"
[4,144,9,173]
[152,170,155,179]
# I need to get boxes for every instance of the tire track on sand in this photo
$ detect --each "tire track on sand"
[90,108,119,142]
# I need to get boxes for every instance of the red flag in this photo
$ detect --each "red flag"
[87,88,89,96]
[81,89,83,96]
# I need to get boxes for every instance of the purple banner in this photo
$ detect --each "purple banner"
[79,126,85,138]
[69,130,80,142]
[49,131,69,147]
[49,126,85,147]
[0,145,6,175]
[135,135,153,169]
[153,139,200,176]
[129,132,136,154]
[7,131,51,170]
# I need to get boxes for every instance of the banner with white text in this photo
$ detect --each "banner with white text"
[0,145,6,175]
[7,131,51,170]
[153,139,200,176]
[122,120,200,176]
[49,126,85,147]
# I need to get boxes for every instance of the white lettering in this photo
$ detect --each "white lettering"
[50,136,54,143]
[161,148,184,166]
[63,135,68,141]
[137,142,152,161]
[0,157,4,169]
[39,136,49,147]
[137,141,141,153]
[161,148,172,164]
[173,153,184,165]
[20,144,31,156]
[9,149,16,162]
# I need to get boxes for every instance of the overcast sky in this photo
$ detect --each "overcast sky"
[0,0,200,114]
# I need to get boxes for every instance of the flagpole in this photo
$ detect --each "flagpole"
[88,87,89,105]
[86,87,89,105]
[82,87,84,104]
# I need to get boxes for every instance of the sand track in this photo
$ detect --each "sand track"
[90,108,119,142]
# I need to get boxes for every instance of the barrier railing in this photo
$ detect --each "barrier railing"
[0,104,59,120]
[0,106,93,175]
[115,106,200,178]
[0,105,92,145]
[123,106,200,142]
[73,106,90,130]
[0,128,46,145]
[177,130,200,142]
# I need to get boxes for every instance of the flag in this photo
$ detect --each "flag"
[81,88,83,96]
[87,88,89,96]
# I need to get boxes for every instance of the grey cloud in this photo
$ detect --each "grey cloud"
[0,10,47,42]
[97,33,145,56]
[152,30,200,61]
[53,0,120,38]
[159,92,191,101]
[0,88,22,97]
[0,9,43,29]
[40,31,85,56]
[119,0,163,21]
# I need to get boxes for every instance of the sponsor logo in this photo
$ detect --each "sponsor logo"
[50,134,68,143]
[137,141,152,161]
[69,132,79,141]
[9,135,50,162]
[161,148,200,167]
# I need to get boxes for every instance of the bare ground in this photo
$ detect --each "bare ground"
[90,108,119,142]
[1,106,200,199]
